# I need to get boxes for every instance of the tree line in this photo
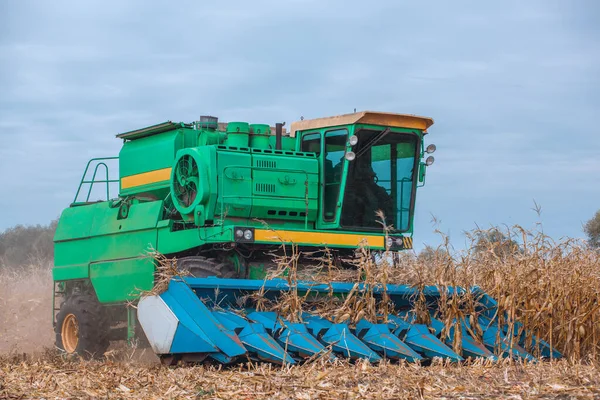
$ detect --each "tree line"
[0,220,57,268]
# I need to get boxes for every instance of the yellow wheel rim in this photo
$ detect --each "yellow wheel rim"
[61,313,79,353]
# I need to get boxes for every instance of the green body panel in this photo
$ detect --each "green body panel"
[216,151,252,218]
[203,147,219,221]
[53,264,89,281]
[56,115,433,305]
[268,135,295,151]
[90,257,155,303]
[250,153,319,222]
[54,201,163,302]
[119,129,189,198]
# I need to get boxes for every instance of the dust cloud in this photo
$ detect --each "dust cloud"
[0,263,54,354]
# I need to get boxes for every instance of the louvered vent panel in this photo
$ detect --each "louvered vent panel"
[256,160,277,169]
[256,183,276,193]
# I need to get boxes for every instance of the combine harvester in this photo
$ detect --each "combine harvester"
[53,112,560,364]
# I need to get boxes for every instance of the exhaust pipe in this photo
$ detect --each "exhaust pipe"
[275,122,285,150]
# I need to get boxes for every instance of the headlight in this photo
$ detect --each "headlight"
[426,144,436,154]
[234,227,255,242]
[348,135,359,146]
[345,151,356,161]
[385,236,412,250]
[426,156,435,166]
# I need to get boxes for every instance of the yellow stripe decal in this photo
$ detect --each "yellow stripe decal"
[254,229,385,248]
[121,167,172,189]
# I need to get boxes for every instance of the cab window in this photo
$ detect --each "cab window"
[323,129,348,221]
[301,132,321,155]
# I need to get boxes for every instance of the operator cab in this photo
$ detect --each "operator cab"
[292,111,434,234]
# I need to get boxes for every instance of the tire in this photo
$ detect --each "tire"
[55,295,110,358]
[177,256,237,278]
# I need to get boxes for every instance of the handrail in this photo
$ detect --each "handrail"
[73,157,119,204]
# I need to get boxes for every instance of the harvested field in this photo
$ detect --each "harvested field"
[1,353,599,399]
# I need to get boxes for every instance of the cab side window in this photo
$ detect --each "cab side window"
[301,132,321,155]
[323,129,348,221]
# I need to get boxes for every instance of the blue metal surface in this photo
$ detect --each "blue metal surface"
[135,277,561,365]
[247,311,330,359]
[501,321,562,359]
[239,323,296,364]
[450,322,497,361]
[403,324,463,362]
[475,317,537,362]
[160,280,246,358]
[427,316,496,361]
[321,324,381,362]
[356,320,423,362]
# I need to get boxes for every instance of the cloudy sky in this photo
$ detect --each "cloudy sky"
[1,1,598,249]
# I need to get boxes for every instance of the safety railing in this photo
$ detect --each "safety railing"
[73,157,119,204]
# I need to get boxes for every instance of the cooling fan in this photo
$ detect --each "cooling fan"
[170,149,209,216]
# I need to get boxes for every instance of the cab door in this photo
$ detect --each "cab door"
[301,128,350,230]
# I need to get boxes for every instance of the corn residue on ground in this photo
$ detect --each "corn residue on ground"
[1,352,599,399]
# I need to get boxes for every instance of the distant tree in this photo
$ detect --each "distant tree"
[417,245,449,264]
[584,210,600,248]
[474,228,521,259]
[0,220,57,268]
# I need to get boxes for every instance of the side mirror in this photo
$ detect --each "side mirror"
[418,162,426,184]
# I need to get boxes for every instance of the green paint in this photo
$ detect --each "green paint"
[89,257,155,303]
[55,114,433,305]
[248,264,267,280]
[53,264,89,281]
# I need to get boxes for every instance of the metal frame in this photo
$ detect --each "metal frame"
[73,157,119,204]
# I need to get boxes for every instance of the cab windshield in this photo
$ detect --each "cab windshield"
[340,129,418,232]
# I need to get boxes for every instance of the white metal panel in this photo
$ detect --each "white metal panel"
[137,295,178,354]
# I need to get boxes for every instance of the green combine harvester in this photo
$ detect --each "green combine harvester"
[53,111,560,364]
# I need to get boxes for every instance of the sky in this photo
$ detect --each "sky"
[0,0,599,250]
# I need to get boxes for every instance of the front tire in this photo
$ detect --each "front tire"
[178,256,238,278]
[55,295,110,358]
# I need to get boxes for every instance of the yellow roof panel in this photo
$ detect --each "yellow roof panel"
[290,111,434,137]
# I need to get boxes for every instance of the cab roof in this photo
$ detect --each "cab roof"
[290,111,434,137]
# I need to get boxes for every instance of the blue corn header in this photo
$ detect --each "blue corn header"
[137,277,561,365]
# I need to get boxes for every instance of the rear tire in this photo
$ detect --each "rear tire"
[178,256,237,278]
[55,295,110,358]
